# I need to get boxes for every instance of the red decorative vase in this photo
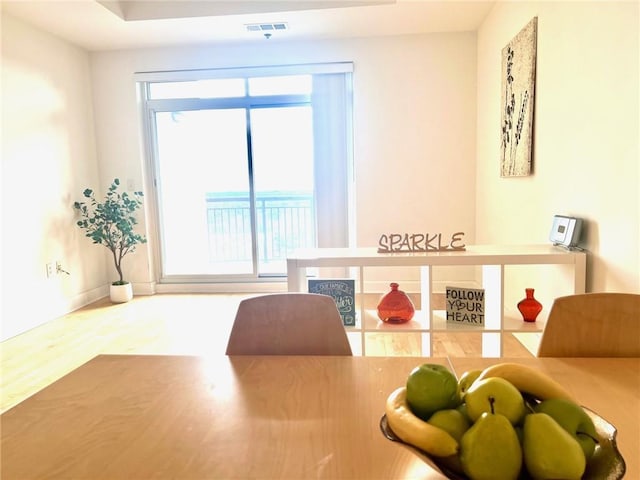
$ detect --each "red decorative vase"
[377,283,415,324]
[517,288,542,322]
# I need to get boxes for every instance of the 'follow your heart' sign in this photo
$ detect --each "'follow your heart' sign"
[446,286,485,326]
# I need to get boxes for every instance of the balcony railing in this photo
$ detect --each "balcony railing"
[206,191,316,265]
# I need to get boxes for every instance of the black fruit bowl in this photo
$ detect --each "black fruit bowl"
[379,407,625,480]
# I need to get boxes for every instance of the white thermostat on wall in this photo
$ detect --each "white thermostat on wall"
[549,215,583,248]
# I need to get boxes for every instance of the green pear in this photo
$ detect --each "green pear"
[523,413,586,480]
[460,408,522,480]
[456,402,471,422]
[534,398,598,460]
[428,408,470,442]
[464,377,526,425]
[457,369,482,400]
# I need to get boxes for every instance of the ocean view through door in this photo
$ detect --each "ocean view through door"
[151,76,316,279]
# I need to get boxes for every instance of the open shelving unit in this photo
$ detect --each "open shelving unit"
[287,244,586,357]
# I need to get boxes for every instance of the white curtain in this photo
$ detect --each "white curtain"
[313,72,354,249]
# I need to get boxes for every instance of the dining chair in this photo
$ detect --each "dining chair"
[225,293,353,355]
[537,292,640,357]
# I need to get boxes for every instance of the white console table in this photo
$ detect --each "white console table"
[287,244,587,357]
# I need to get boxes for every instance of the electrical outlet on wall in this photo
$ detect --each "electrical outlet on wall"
[46,263,54,278]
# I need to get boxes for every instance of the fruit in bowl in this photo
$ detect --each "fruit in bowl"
[523,412,586,479]
[464,377,526,425]
[427,408,470,443]
[534,398,598,460]
[460,406,522,480]
[406,363,460,420]
[381,362,626,480]
[457,369,482,399]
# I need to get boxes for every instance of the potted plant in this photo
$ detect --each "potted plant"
[74,178,147,303]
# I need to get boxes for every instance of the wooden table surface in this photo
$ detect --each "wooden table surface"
[1,355,638,479]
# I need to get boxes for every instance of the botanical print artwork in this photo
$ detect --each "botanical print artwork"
[501,17,537,177]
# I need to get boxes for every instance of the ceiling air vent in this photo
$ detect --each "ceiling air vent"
[245,22,288,33]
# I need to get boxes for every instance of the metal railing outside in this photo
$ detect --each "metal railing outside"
[206,191,316,265]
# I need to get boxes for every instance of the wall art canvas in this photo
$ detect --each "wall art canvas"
[500,17,537,177]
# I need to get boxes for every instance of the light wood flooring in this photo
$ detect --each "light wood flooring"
[0,293,534,414]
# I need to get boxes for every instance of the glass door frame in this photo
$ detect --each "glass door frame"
[144,92,312,284]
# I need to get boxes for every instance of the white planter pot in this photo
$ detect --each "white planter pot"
[110,283,133,303]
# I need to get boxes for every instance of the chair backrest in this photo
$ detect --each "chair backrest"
[225,293,353,355]
[537,293,640,357]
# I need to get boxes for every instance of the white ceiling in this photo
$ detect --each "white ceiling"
[1,0,495,52]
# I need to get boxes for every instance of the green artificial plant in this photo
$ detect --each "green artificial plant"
[73,178,147,285]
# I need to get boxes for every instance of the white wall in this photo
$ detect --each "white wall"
[4,2,637,341]
[1,14,108,340]
[0,15,478,339]
[476,1,639,309]
[89,32,478,290]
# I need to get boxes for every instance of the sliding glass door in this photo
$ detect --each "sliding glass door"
[141,65,353,283]
[250,105,314,275]
[155,108,254,275]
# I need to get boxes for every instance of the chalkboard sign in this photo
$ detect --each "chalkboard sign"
[308,279,356,326]
[446,286,485,326]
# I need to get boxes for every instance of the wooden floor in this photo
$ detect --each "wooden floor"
[0,293,534,414]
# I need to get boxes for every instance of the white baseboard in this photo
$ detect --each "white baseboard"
[67,285,109,311]
[132,281,157,296]
[154,282,287,294]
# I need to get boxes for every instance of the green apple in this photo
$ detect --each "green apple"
[534,398,598,460]
[428,408,471,442]
[523,413,586,479]
[464,377,526,425]
[457,369,482,400]
[406,363,460,420]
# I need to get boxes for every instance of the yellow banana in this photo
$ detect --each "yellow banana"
[475,363,577,403]
[385,386,459,457]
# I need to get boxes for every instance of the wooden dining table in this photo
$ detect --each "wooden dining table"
[1,354,638,479]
